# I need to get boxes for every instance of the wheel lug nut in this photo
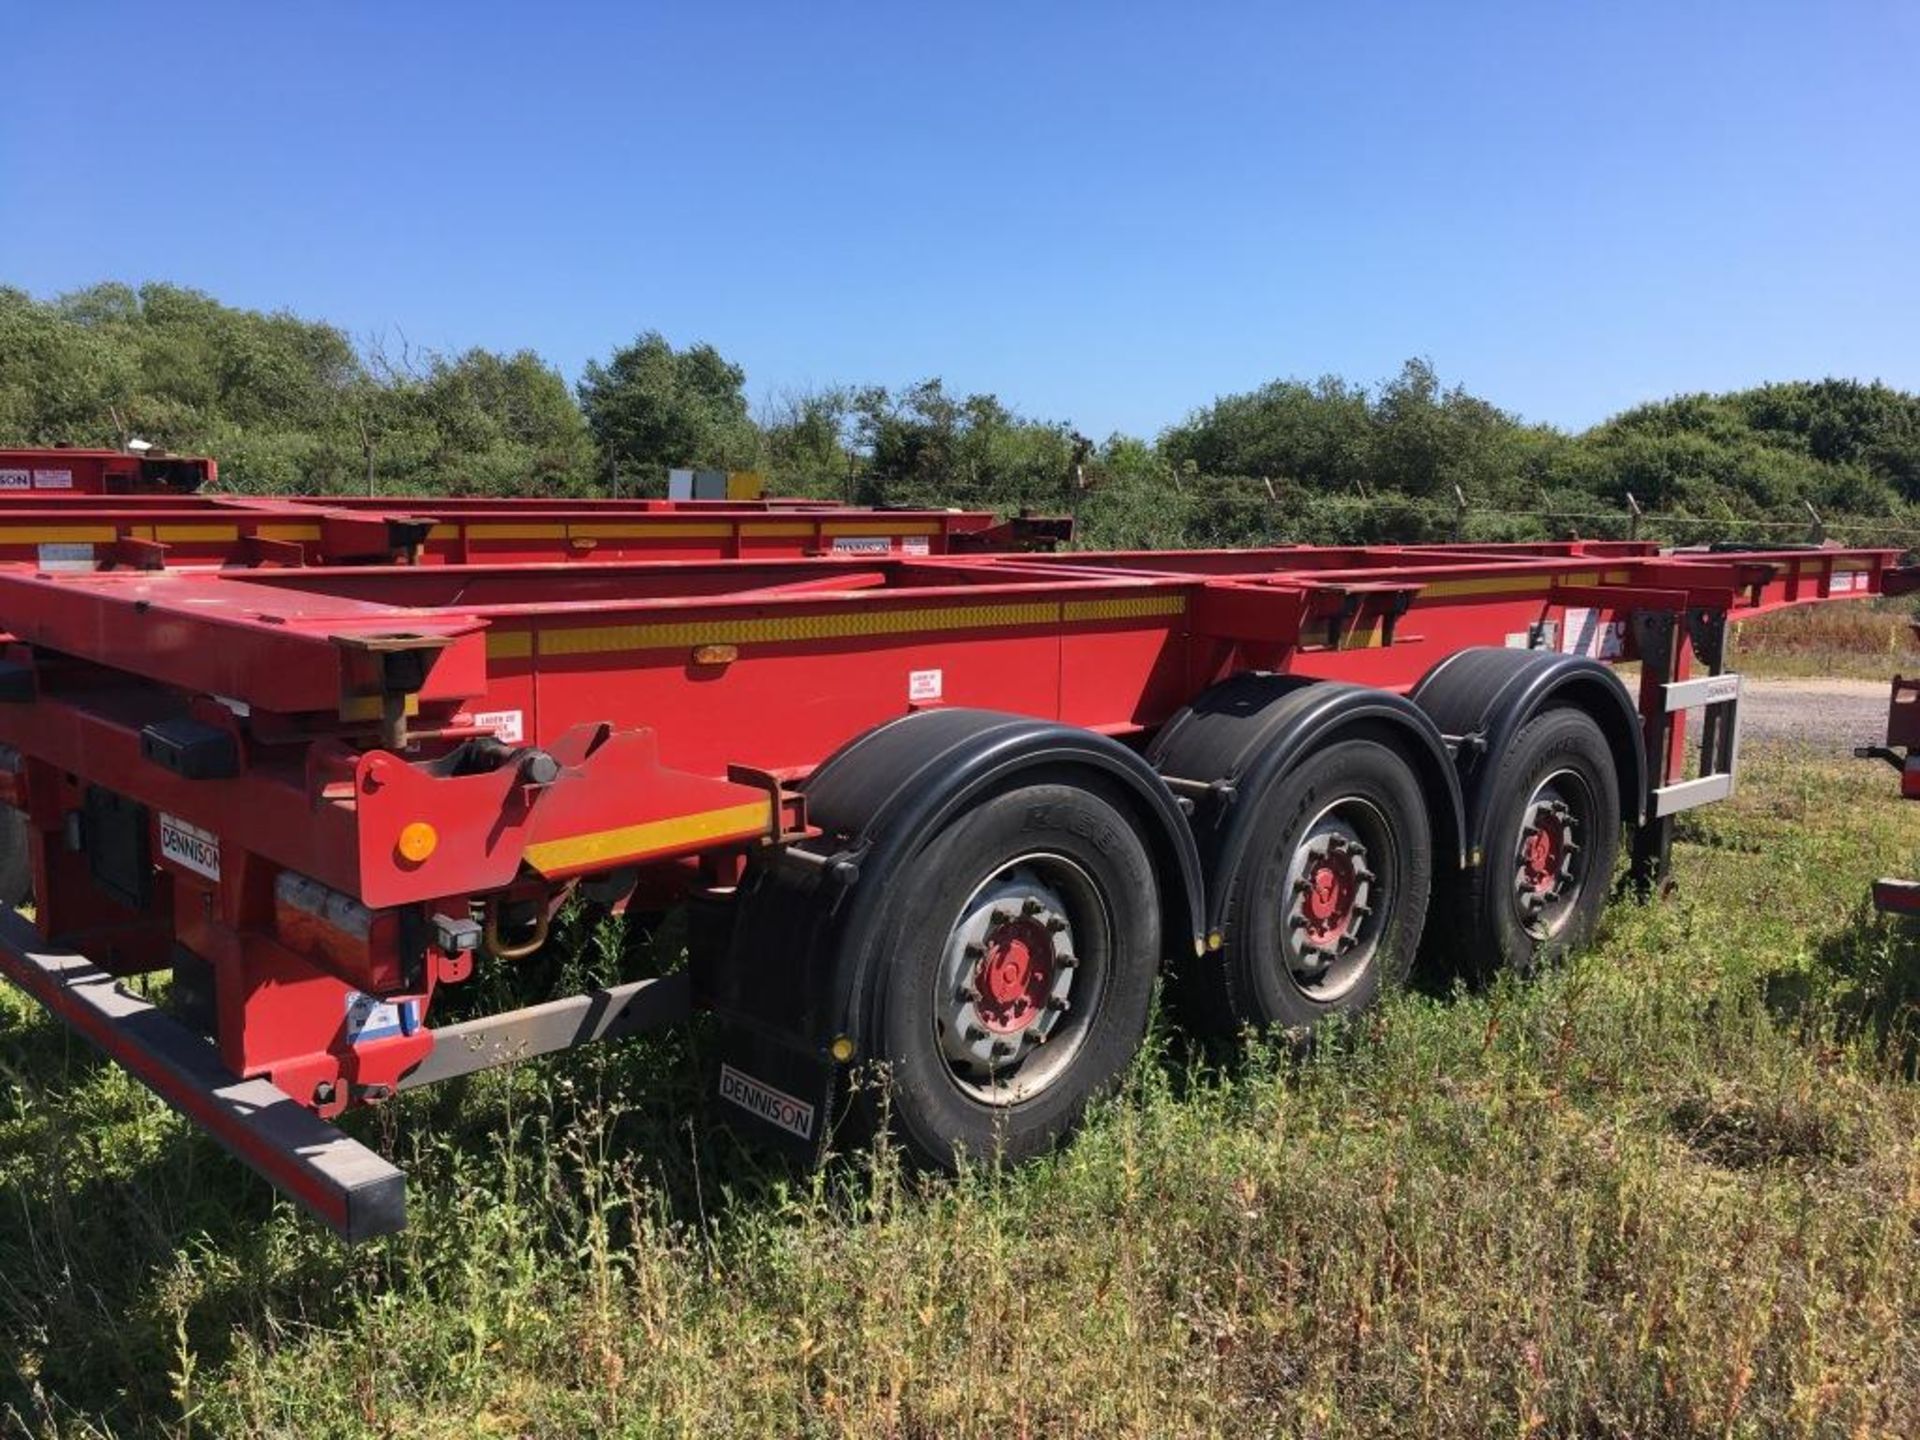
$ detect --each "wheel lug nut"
[964,1024,988,1042]
[1045,916,1067,933]
[1046,996,1070,1013]
[1056,953,1080,969]
[1021,898,1043,917]
[960,984,980,1002]
[990,1040,1016,1059]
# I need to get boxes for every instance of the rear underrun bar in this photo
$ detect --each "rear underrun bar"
[0,907,404,1242]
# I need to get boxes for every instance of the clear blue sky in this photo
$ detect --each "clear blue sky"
[3,2,1915,438]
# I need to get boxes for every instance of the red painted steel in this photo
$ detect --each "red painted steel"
[0,448,215,495]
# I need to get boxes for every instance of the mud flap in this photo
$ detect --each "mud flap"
[712,1025,840,1165]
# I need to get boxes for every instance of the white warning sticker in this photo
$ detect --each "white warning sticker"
[902,536,931,556]
[909,668,943,701]
[718,1063,816,1139]
[1559,606,1624,660]
[158,813,221,881]
[471,708,524,744]
[31,468,73,490]
[345,991,416,1044]
[36,542,94,571]
[0,469,29,490]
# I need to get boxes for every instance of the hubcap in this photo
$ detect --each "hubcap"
[1280,800,1388,1003]
[1512,770,1589,939]
[933,856,1108,1105]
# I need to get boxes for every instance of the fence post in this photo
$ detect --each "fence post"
[1452,484,1468,541]
[1625,491,1642,542]
[1803,500,1825,545]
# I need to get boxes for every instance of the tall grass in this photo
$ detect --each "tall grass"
[1,748,1917,1438]
[1730,597,1920,681]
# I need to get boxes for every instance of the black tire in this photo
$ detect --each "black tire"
[0,807,29,908]
[1443,705,1621,980]
[861,779,1161,1169]
[1198,737,1432,1033]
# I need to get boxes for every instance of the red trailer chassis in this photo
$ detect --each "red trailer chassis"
[0,447,215,496]
[0,491,1067,569]
[0,537,1897,1238]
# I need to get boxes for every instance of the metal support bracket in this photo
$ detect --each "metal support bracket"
[1649,671,1743,817]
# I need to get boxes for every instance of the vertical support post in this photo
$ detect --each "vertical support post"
[1625,491,1642,542]
[1629,609,1679,895]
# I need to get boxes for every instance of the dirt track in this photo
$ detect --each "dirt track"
[1739,676,1888,756]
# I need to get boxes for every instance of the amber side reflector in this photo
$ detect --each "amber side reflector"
[692,644,739,666]
[396,821,439,864]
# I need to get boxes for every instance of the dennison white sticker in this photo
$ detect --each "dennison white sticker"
[718,1063,815,1139]
[831,535,891,554]
[158,813,220,880]
[0,469,28,490]
[471,708,524,743]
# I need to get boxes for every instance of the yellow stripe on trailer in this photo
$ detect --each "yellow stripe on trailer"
[738,522,818,538]
[566,522,737,540]
[464,524,568,541]
[1421,570,1598,599]
[487,630,534,660]
[0,525,119,544]
[524,799,774,874]
[154,525,241,543]
[253,524,323,542]
[821,520,944,537]
[480,594,1187,663]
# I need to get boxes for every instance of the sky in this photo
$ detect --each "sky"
[2,1,1916,439]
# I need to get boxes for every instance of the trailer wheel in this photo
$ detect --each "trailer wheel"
[864,779,1161,1168]
[1449,706,1621,977]
[1205,737,1432,1033]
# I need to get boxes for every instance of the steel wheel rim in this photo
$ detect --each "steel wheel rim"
[1279,797,1393,1003]
[1512,767,1594,940]
[931,852,1111,1106]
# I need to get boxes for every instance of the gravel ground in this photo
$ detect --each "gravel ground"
[1738,675,1890,755]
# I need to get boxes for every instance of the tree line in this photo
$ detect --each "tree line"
[4,281,1918,549]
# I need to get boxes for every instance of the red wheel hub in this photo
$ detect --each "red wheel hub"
[1299,851,1360,947]
[1520,814,1566,893]
[973,917,1055,1034]
[967,917,1059,1029]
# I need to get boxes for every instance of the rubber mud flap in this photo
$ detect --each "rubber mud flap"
[712,1027,840,1165]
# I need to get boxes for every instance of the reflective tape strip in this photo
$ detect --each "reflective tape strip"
[739,522,818,538]
[154,525,241,542]
[0,525,119,543]
[567,522,736,540]
[481,594,1184,663]
[1421,570,1598,599]
[487,631,534,660]
[820,520,944,537]
[253,524,323,542]
[465,524,568,541]
[523,799,773,874]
